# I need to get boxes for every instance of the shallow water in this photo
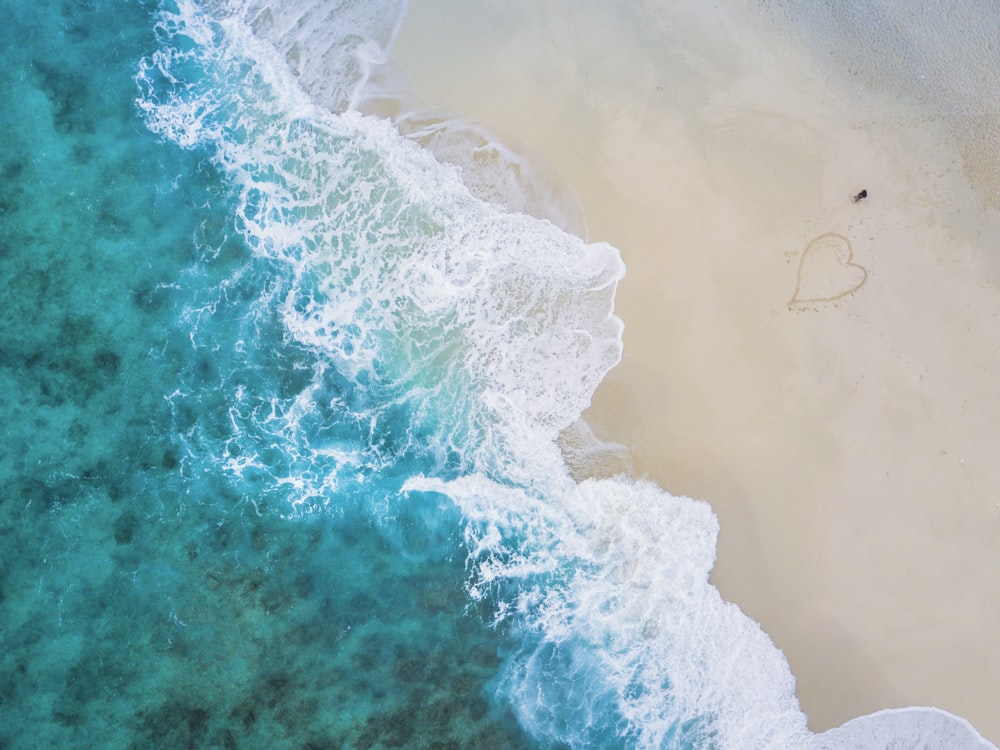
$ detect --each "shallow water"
[1,1,996,748]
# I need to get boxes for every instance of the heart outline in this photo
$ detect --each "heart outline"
[788,232,868,308]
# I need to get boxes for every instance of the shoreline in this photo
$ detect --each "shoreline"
[385,0,1000,742]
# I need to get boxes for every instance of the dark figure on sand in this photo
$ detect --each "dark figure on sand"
[853,189,868,203]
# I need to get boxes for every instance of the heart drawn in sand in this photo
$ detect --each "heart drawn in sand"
[789,232,868,307]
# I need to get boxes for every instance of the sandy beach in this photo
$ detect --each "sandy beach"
[383,0,1000,742]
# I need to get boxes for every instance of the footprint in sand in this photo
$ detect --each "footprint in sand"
[789,232,868,308]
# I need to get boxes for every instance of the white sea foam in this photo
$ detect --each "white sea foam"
[137,0,623,494]
[222,0,592,237]
[812,706,998,750]
[202,0,408,111]
[405,472,811,748]
[137,1,998,748]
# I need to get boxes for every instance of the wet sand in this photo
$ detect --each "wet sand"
[386,0,1000,741]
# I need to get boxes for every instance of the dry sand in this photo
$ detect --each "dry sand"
[384,0,1000,741]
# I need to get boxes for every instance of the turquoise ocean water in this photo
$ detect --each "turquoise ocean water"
[1,1,995,748]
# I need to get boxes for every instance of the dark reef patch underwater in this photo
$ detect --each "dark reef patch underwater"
[0,1,530,747]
